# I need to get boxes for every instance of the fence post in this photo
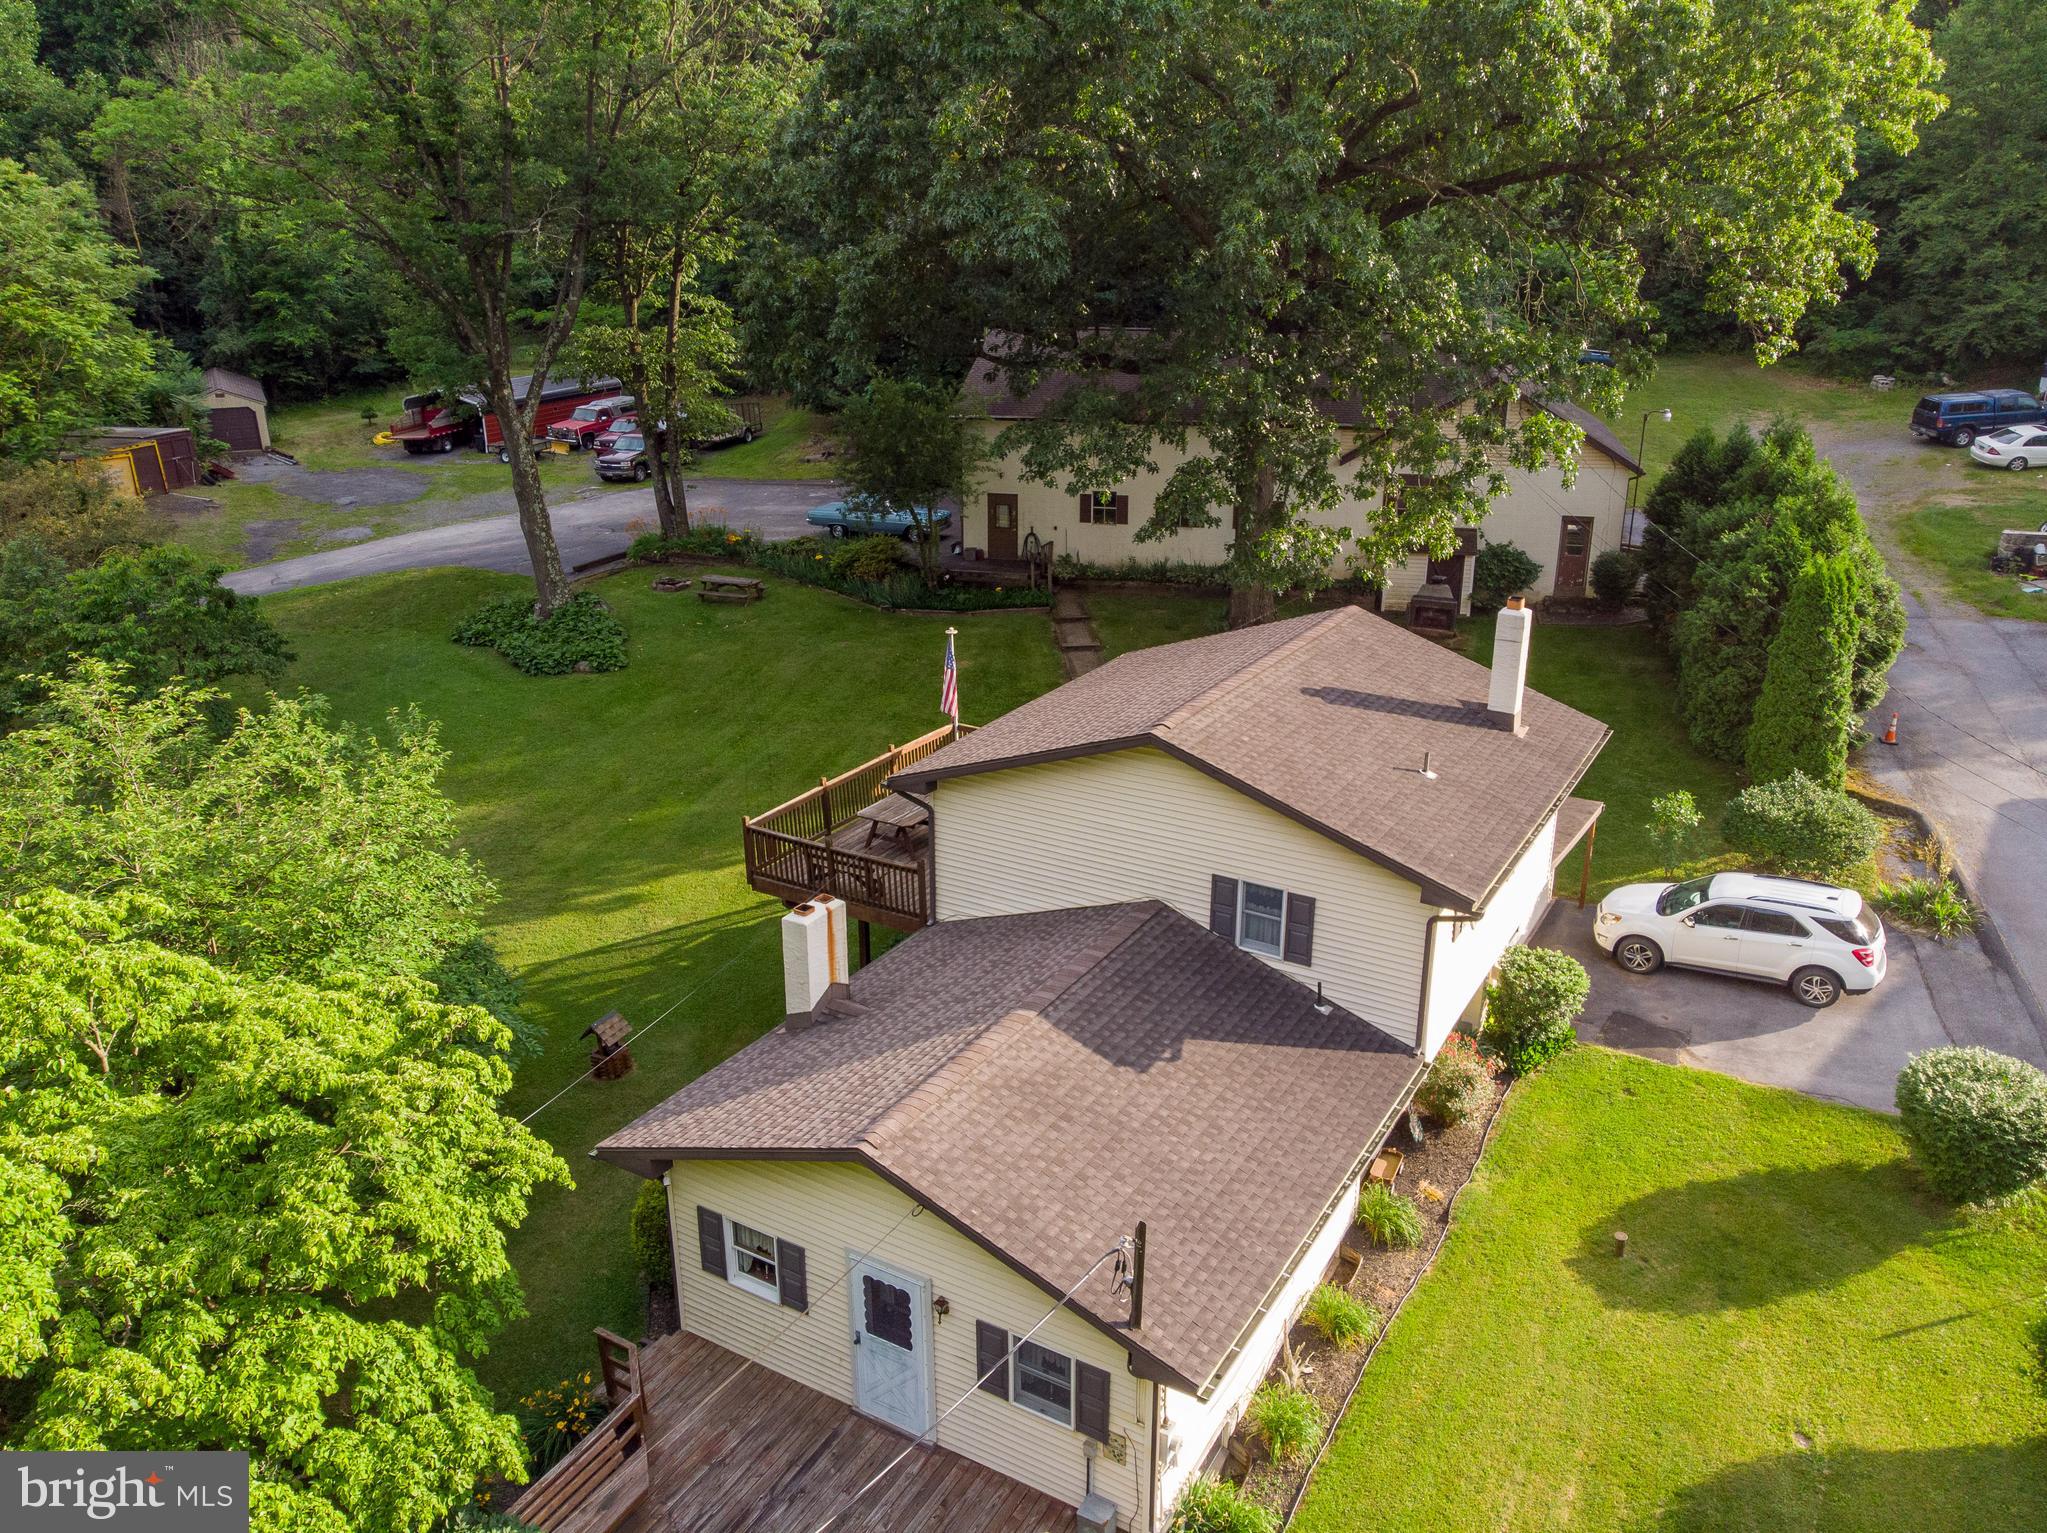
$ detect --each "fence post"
[818,775,832,832]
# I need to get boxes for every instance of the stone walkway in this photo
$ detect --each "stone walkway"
[1051,586,1104,676]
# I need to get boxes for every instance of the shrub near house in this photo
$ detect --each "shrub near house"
[1484,945,1590,1074]
[1895,1047,2047,1204]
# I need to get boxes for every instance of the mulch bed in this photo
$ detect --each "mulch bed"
[1235,1085,1513,1523]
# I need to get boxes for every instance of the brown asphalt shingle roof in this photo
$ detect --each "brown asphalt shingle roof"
[597,902,1421,1395]
[896,607,1609,911]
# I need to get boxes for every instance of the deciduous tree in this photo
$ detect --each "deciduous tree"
[0,542,290,717]
[0,156,157,459]
[0,890,570,1532]
[572,0,810,537]
[787,0,1939,623]
[0,664,497,990]
[838,378,986,581]
[99,0,717,614]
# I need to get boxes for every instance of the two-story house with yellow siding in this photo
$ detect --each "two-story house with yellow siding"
[527,604,1605,1533]
[957,353,1642,613]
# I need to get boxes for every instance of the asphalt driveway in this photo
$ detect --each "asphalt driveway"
[1537,900,2047,1112]
[222,476,843,596]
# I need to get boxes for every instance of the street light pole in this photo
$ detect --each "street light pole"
[1626,408,1673,515]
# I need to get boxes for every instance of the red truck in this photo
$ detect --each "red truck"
[387,392,477,454]
[545,395,637,452]
[385,375,624,457]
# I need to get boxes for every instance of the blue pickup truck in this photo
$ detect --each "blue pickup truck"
[804,500,953,539]
[1910,389,2047,447]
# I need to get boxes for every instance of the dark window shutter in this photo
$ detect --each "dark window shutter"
[776,1239,808,1311]
[1078,493,1094,524]
[1284,894,1317,966]
[1209,876,1240,940]
[696,1206,726,1278]
[1076,1361,1111,1442]
[1113,494,1129,526]
[975,1322,1010,1398]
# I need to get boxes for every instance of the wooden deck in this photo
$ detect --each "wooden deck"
[742,725,971,932]
[514,1331,1077,1533]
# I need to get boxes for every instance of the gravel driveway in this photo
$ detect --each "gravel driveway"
[222,477,844,596]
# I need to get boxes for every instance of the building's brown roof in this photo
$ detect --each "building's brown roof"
[597,902,1421,1395]
[896,607,1608,911]
[201,366,267,403]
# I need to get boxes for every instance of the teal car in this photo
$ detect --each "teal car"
[804,500,953,539]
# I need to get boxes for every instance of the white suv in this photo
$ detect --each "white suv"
[1594,872,1886,1008]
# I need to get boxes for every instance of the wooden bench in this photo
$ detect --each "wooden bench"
[698,574,766,604]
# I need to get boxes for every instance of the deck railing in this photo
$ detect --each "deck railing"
[740,724,972,930]
[511,1330,648,1533]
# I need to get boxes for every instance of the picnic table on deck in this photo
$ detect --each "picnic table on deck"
[856,793,929,847]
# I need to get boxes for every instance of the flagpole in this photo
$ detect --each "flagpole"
[944,627,960,739]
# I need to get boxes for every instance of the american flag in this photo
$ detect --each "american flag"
[940,628,959,722]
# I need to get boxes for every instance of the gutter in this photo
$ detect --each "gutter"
[1188,1054,1427,1403]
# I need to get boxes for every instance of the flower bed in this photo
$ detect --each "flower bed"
[1232,1084,1512,1522]
[630,528,1051,611]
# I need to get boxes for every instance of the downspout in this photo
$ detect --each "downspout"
[1417,910,1483,1054]
[1148,1379,1164,1532]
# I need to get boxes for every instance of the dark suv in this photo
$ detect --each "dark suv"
[593,431,650,483]
[1909,389,2047,447]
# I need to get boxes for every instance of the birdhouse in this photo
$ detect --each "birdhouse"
[582,1010,635,1080]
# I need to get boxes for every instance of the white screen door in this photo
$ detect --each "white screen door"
[849,1256,932,1435]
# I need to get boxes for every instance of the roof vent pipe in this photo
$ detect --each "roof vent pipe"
[1488,596,1532,736]
[1420,751,1437,780]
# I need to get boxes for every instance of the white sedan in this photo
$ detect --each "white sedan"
[1594,872,1886,1008]
[1971,425,2047,470]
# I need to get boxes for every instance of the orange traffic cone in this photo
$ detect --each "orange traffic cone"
[1883,712,1898,745]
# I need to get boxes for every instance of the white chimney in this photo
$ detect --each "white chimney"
[782,896,848,1025]
[1488,596,1532,734]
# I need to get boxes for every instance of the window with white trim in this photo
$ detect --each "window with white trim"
[1012,1338,1074,1426]
[726,1218,780,1302]
[1237,881,1287,957]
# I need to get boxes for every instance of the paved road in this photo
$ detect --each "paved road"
[1784,417,2047,1043]
[1539,902,2045,1112]
[222,477,843,596]
[1858,586,2047,1042]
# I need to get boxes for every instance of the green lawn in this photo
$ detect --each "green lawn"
[1294,1048,2047,1533]
[1467,612,1745,897]
[1087,588,1226,657]
[262,567,1062,1399]
[1613,353,1905,478]
[1898,481,2047,620]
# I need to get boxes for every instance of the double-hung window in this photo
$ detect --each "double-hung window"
[1210,875,1315,966]
[1237,881,1287,957]
[727,1219,780,1301]
[1012,1339,1075,1426]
